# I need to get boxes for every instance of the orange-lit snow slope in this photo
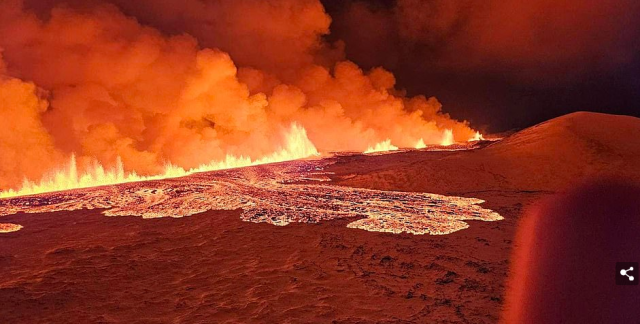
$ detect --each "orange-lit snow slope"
[0,157,502,235]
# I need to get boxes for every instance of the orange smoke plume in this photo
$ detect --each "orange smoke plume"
[0,0,479,195]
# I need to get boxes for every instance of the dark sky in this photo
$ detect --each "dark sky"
[322,0,640,132]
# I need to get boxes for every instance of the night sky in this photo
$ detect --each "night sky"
[322,0,640,132]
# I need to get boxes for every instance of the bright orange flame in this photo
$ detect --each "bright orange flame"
[364,139,399,154]
[415,138,427,149]
[440,129,455,146]
[468,131,485,142]
[0,123,318,198]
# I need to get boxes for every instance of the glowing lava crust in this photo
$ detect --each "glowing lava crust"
[0,157,502,235]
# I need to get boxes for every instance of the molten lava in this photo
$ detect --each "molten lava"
[0,123,317,198]
[0,223,22,233]
[0,157,503,235]
[364,139,399,154]
[469,131,485,142]
[441,129,455,146]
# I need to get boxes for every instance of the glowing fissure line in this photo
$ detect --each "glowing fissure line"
[0,123,318,198]
[1,123,488,198]
[365,129,485,154]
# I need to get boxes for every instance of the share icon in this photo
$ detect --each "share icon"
[616,262,639,286]
[620,267,635,282]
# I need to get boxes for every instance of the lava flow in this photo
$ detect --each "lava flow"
[0,223,22,233]
[0,157,503,235]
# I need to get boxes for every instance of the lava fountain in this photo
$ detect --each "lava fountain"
[0,123,318,198]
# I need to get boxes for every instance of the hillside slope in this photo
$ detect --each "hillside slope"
[331,112,640,194]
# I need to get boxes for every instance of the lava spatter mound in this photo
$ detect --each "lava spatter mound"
[0,158,502,235]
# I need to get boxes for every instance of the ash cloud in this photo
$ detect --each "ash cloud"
[334,0,640,82]
[0,0,475,190]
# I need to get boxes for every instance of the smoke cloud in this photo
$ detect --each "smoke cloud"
[0,53,63,189]
[335,0,640,82]
[0,0,476,190]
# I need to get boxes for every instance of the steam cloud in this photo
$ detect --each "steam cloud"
[0,0,477,190]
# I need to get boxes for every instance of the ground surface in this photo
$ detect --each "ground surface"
[1,112,639,323]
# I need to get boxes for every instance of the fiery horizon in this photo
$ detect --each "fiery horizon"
[0,122,321,198]
[0,123,482,198]
[0,0,483,196]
